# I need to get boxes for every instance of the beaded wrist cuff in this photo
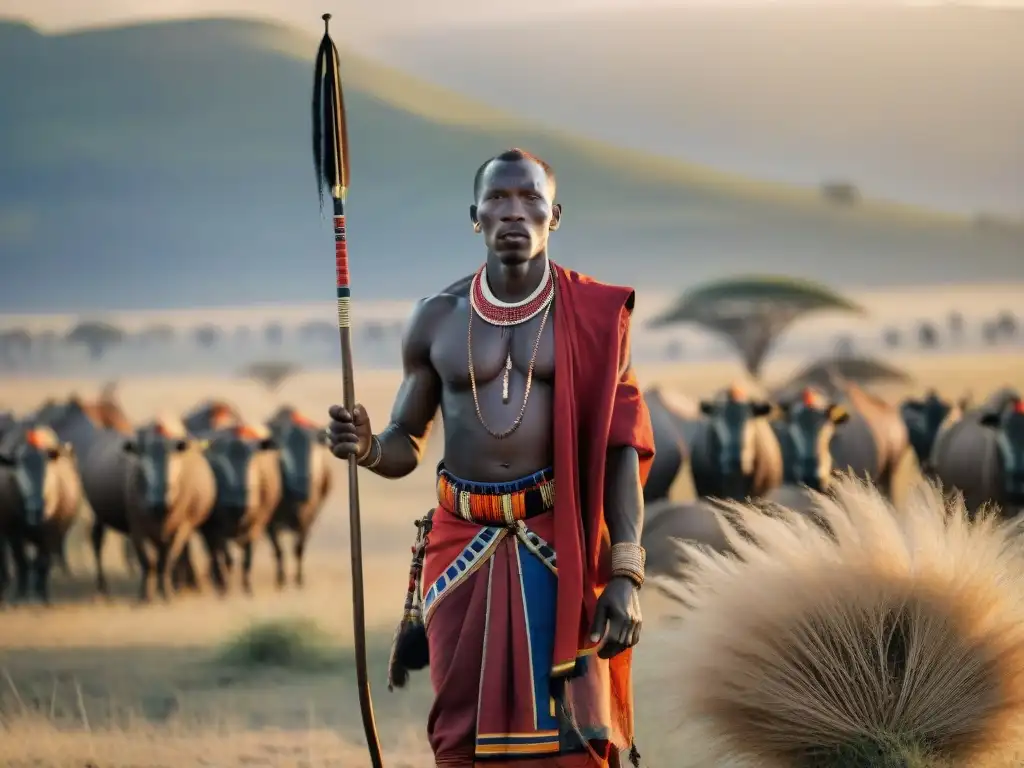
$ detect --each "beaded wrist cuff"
[357,435,382,469]
[610,542,646,588]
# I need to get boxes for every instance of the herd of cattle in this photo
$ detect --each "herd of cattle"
[0,395,332,604]
[0,379,1022,606]
[640,380,1024,569]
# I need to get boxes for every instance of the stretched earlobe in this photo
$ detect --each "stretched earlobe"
[473,221,482,233]
[549,203,562,231]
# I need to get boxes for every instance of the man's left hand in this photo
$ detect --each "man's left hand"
[589,576,642,659]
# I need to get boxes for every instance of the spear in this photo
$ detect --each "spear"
[312,13,385,768]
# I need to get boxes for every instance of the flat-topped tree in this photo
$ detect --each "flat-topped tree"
[64,320,125,361]
[770,354,913,402]
[241,360,300,393]
[647,275,865,380]
[0,328,32,368]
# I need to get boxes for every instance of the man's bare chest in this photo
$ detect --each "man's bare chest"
[430,303,556,388]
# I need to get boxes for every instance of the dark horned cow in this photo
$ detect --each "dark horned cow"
[931,387,1024,519]
[979,396,1024,516]
[121,415,216,601]
[194,421,283,593]
[770,388,851,492]
[772,384,910,497]
[182,400,243,436]
[174,399,246,588]
[265,406,334,588]
[0,424,80,604]
[644,384,781,502]
[900,390,968,478]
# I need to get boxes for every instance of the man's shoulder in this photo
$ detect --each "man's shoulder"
[412,274,472,314]
[555,264,636,314]
[405,275,471,340]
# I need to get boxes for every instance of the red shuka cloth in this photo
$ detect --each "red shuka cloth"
[549,263,655,677]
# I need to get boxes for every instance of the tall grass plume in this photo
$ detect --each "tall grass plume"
[650,476,1024,767]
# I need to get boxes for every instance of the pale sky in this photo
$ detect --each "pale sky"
[3,0,1022,41]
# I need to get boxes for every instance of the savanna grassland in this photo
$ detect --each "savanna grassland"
[1,352,1023,767]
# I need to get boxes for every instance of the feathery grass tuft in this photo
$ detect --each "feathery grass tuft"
[650,476,1024,768]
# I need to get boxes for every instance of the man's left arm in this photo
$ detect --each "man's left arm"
[605,446,643,548]
[591,294,655,658]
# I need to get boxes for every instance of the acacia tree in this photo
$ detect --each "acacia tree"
[647,276,865,380]
[65,320,125,361]
[770,354,913,401]
[0,328,33,369]
[241,360,301,393]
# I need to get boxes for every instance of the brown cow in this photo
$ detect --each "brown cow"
[199,421,283,593]
[841,382,911,496]
[29,395,140,596]
[265,406,334,588]
[644,383,782,503]
[772,384,907,498]
[172,399,246,583]
[122,414,216,601]
[0,424,80,604]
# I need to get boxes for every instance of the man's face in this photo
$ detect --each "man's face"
[472,159,559,265]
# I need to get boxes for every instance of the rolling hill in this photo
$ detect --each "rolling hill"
[0,16,1020,314]
[369,4,1024,215]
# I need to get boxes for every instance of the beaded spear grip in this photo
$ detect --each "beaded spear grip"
[335,212,350,328]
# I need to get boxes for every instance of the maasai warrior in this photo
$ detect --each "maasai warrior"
[327,148,655,767]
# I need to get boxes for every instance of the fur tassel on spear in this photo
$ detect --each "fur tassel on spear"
[312,13,385,768]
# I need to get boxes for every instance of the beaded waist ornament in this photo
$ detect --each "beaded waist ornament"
[436,463,555,525]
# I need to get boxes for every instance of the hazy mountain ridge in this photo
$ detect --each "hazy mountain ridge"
[369,5,1024,215]
[0,16,1019,314]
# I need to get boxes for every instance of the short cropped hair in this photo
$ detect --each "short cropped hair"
[473,148,556,201]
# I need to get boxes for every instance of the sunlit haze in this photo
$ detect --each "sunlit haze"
[4,0,1024,39]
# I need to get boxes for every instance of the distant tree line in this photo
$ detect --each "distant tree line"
[0,316,406,370]
[1,301,1018,374]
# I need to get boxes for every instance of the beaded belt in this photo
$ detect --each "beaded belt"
[436,463,555,525]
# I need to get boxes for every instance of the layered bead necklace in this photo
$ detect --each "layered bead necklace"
[467,263,555,439]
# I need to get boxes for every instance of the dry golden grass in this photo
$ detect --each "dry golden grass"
[0,353,1022,766]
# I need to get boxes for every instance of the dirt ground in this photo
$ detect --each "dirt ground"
[0,352,1021,766]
